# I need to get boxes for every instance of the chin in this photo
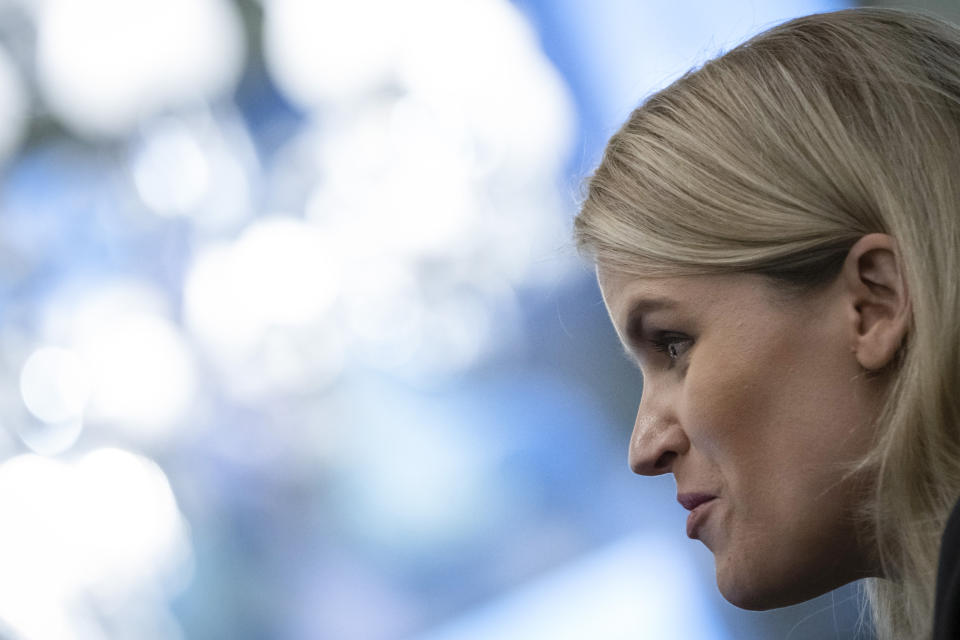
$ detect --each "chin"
[715,562,833,611]
[717,581,794,611]
[719,583,797,611]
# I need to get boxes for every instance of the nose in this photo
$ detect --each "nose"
[628,389,689,475]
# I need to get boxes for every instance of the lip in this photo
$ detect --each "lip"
[678,493,717,539]
[677,492,716,511]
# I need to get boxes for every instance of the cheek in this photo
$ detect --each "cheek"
[677,325,853,499]
[681,320,874,531]
[678,338,787,466]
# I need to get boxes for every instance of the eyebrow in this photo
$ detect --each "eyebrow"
[623,297,679,341]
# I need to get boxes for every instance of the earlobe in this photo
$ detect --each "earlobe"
[842,234,911,372]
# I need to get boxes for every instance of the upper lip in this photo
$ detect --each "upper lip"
[677,493,717,511]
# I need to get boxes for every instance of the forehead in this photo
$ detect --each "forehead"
[596,267,779,330]
[599,268,712,309]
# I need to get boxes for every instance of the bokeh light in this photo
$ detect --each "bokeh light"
[35,0,245,137]
[0,1,870,638]
[132,116,212,217]
[185,217,341,349]
[19,346,90,424]
[78,312,197,436]
[262,0,401,108]
[0,449,191,639]
[34,278,198,443]
[129,108,257,231]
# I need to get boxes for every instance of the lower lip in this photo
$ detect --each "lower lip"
[686,498,717,539]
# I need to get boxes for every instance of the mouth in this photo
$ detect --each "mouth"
[677,492,716,511]
[677,493,717,540]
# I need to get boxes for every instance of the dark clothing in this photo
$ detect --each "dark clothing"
[933,497,960,639]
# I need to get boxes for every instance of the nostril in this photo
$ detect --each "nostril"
[654,451,677,471]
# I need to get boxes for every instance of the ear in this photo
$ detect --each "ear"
[841,233,911,372]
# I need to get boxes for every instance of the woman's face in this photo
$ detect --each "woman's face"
[598,268,884,609]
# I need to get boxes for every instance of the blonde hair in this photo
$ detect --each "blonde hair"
[575,7,960,639]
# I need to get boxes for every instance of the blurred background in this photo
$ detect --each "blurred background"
[0,0,949,638]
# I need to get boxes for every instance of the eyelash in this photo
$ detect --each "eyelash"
[648,333,692,366]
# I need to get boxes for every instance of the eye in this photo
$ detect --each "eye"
[649,332,693,366]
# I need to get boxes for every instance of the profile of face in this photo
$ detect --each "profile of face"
[597,234,911,610]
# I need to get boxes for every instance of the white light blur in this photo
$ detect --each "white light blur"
[0,450,191,639]
[270,0,577,377]
[264,0,574,174]
[230,321,347,400]
[339,257,423,369]
[129,108,257,231]
[36,279,196,441]
[396,0,575,179]
[232,217,342,326]
[17,417,84,456]
[262,0,402,108]
[0,455,85,597]
[414,533,726,640]
[35,0,245,138]
[0,408,19,460]
[75,448,191,594]
[480,187,576,288]
[183,242,260,353]
[19,345,91,424]
[184,216,346,396]
[310,101,476,258]
[409,290,493,377]
[344,279,498,378]
[0,43,27,164]
[78,313,197,438]
[185,216,341,352]
[131,116,210,216]
[43,277,170,347]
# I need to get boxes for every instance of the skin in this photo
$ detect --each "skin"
[597,234,910,610]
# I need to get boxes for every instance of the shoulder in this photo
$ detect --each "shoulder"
[933,496,960,639]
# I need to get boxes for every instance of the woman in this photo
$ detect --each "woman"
[574,8,960,640]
